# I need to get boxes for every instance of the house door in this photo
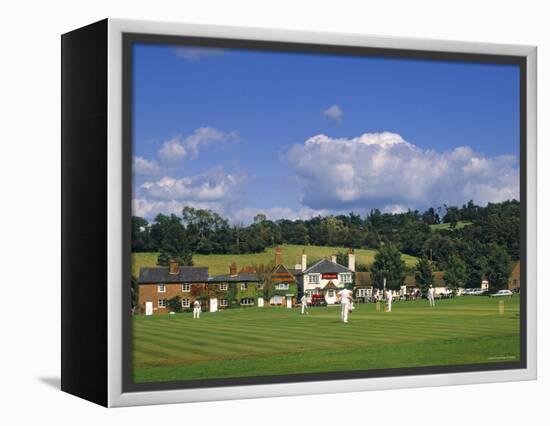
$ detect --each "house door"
[257,297,264,307]
[286,296,292,309]
[145,301,153,316]
[210,298,218,313]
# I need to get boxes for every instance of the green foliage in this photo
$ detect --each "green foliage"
[157,215,194,266]
[132,216,152,252]
[236,282,260,299]
[414,257,434,293]
[167,295,182,313]
[132,200,520,265]
[444,255,467,292]
[335,251,348,266]
[486,243,512,291]
[371,244,406,290]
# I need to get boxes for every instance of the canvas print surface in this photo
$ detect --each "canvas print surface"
[129,41,522,385]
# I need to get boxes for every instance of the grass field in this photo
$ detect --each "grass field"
[132,244,419,277]
[132,296,520,383]
[430,221,472,231]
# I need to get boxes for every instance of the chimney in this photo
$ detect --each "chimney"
[331,254,337,263]
[348,248,355,272]
[275,246,282,266]
[301,249,307,271]
[169,259,179,274]
[229,262,238,277]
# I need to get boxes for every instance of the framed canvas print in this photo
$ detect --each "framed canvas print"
[61,18,537,407]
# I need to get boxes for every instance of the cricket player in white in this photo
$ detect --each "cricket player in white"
[193,300,201,319]
[427,285,436,307]
[386,289,393,312]
[300,294,308,315]
[338,288,353,323]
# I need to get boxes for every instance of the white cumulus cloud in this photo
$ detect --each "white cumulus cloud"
[139,167,245,203]
[133,156,161,176]
[134,167,246,220]
[323,105,343,122]
[286,132,519,211]
[158,136,188,164]
[156,127,238,164]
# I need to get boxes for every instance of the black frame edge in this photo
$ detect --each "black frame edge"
[61,18,109,407]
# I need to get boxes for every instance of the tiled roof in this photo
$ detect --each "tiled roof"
[303,258,353,275]
[138,266,208,283]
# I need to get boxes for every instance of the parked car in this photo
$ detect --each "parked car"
[490,289,513,297]
[310,293,326,306]
[470,288,488,296]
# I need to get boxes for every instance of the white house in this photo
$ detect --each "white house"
[300,251,355,305]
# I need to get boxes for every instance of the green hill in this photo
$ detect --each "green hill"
[132,244,419,277]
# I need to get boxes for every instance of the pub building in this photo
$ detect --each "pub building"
[299,251,355,305]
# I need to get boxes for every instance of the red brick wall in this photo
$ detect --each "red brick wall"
[138,283,206,314]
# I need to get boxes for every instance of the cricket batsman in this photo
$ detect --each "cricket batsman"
[337,288,353,323]
[193,300,201,319]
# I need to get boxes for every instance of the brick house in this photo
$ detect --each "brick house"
[137,259,208,315]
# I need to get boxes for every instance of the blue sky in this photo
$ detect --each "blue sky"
[132,43,520,223]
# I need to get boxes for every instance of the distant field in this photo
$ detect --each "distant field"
[132,296,521,383]
[132,244,419,277]
[430,221,472,231]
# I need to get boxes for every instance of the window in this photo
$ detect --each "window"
[271,295,283,304]
[220,283,228,291]
[309,274,320,285]
[182,283,190,292]
[276,282,289,290]
[327,290,335,298]
[341,273,352,283]
[158,284,166,293]
[158,299,166,308]
[240,297,254,306]
[240,282,248,290]
[220,299,228,307]
[356,288,367,297]
[181,298,190,308]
